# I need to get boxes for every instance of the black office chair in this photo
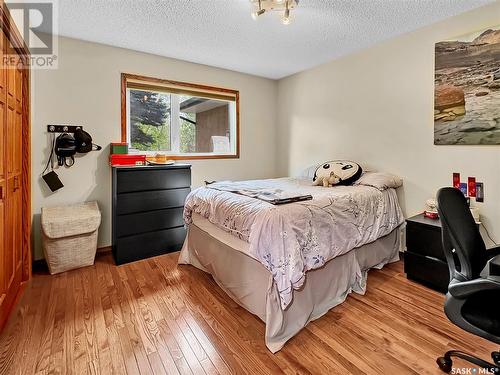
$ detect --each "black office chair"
[436,187,500,373]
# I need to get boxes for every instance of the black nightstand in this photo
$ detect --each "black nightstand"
[404,213,450,293]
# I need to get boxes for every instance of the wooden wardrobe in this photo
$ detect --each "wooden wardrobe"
[0,2,31,330]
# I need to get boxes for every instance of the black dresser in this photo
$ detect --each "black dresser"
[112,164,191,265]
[404,214,450,293]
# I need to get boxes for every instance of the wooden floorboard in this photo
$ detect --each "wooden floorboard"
[0,252,496,375]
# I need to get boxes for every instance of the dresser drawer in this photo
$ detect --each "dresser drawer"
[117,168,191,193]
[116,207,184,238]
[116,188,190,215]
[406,222,445,261]
[404,251,450,293]
[114,226,186,265]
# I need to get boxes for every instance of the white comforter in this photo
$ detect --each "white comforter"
[183,177,404,309]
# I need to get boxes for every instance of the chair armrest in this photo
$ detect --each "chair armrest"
[486,245,500,259]
[481,254,500,279]
[448,277,500,299]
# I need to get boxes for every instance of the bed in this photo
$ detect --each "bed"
[178,174,405,352]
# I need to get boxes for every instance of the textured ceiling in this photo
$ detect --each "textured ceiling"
[43,0,496,79]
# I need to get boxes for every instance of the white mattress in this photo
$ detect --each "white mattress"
[192,213,250,254]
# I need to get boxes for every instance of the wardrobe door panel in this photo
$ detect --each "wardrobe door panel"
[4,178,15,297]
[0,32,5,308]
[6,102,14,177]
[6,61,14,110]
[0,51,23,330]
[15,67,21,108]
[0,176,21,324]
[0,34,5,96]
[6,66,21,177]
[0,181,5,305]
[0,6,30,332]
[0,36,5,182]
[12,179,21,275]
[6,64,15,179]
[0,181,22,329]
[15,109,21,175]
[14,68,22,175]
[0,100,4,183]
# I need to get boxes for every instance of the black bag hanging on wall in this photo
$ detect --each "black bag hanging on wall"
[42,134,64,192]
[74,128,102,153]
[55,132,77,167]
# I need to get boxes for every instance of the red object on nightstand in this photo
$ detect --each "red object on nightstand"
[109,154,146,166]
[424,210,439,220]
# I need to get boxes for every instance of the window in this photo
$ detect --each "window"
[121,73,239,159]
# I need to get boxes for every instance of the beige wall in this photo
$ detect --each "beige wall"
[277,2,500,241]
[32,36,278,260]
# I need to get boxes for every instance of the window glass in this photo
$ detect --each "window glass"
[123,75,239,159]
[129,89,171,152]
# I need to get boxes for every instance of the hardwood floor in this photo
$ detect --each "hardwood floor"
[0,252,496,375]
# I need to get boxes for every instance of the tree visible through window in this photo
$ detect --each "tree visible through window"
[129,90,171,151]
[179,110,196,153]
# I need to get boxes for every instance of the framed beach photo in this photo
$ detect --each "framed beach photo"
[434,26,500,145]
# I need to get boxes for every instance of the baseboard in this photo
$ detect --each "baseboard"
[32,258,48,273]
[97,246,112,254]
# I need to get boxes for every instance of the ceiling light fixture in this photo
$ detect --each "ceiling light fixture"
[250,0,298,24]
[282,1,291,25]
[251,0,266,20]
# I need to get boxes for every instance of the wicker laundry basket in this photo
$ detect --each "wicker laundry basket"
[41,201,101,275]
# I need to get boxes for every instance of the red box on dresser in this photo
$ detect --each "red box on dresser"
[109,154,146,166]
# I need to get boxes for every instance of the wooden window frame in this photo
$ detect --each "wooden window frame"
[121,73,240,160]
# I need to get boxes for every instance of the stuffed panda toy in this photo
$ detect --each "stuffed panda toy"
[312,160,363,187]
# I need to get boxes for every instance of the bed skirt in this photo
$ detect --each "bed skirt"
[178,218,402,353]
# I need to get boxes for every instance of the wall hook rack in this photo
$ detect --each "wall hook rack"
[47,125,84,133]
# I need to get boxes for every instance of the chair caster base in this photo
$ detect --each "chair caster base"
[493,351,500,366]
[437,357,452,373]
[437,350,500,374]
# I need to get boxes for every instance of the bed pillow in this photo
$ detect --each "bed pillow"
[298,163,322,180]
[312,160,363,187]
[353,172,403,190]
